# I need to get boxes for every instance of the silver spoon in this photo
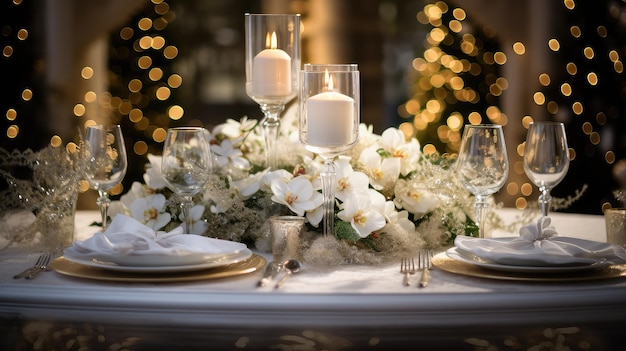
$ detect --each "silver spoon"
[274,259,302,289]
[256,261,279,287]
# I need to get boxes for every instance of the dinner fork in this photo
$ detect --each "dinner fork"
[418,249,433,288]
[400,257,416,286]
[26,252,52,279]
[14,252,52,279]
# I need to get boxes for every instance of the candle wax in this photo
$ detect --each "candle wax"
[306,91,354,146]
[252,49,291,97]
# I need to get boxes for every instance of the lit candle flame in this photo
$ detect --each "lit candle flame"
[266,31,278,49]
[324,69,334,91]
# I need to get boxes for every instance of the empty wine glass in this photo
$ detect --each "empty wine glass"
[83,124,127,231]
[161,127,212,233]
[299,64,359,236]
[523,121,570,217]
[456,124,509,238]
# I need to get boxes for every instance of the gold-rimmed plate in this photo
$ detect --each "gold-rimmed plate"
[50,254,266,283]
[446,247,612,273]
[63,248,253,273]
[432,252,626,282]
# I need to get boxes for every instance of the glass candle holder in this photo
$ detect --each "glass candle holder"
[245,13,301,169]
[299,64,360,236]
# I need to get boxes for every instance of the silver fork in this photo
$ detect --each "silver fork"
[400,257,416,286]
[418,249,433,288]
[26,252,52,279]
[14,252,51,279]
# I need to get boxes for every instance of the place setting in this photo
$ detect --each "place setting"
[432,216,626,282]
[50,214,265,283]
[431,121,626,282]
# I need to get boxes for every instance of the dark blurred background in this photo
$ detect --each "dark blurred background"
[1,0,625,214]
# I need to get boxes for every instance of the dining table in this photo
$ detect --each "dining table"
[1,208,625,351]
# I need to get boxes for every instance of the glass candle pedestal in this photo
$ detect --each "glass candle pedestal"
[245,13,301,169]
[299,64,360,236]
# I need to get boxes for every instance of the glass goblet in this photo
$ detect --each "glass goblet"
[523,121,570,217]
[245,13,301,169]
[83,124,127,232]
[456,124,509,238]
[299,64,360,236]
[161,127,212,234]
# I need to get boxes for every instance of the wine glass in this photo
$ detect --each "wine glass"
[245,13,301,169]
[523,121,570,217]
[83,124,127,232]
[161,127,212,233]
[456,124,509,238]
[299,64,360,236]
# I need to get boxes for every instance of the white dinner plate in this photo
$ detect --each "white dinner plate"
[62,248,253,273]
[446,247,611,273]
[64,237,247,267]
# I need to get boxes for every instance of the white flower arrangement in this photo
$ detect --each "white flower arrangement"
[112,107,496,265]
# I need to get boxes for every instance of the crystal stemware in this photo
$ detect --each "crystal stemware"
[245,13,301,169]
[523,121,570,217]
[299,64,360,236]
[456,124,509,238]
[83,124,127,232]
[161,127,212,234]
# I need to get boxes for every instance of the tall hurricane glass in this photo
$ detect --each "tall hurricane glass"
[83,124,127,232]
[456,124,508,238]
[299,64,359,236]
[523,121,569,217]
[161,127,213,234]
[245,13,301,169]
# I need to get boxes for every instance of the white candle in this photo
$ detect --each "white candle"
[252,32,291,97]
[306,76,354,146]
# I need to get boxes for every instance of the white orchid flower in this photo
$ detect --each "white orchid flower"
[261,168,293,192]
[335,158,370,202]
[337,191,386,238]
[230,171,265,200]
[212,138,251,170]
[178,204,208,235]
[143,154,168,190]
[213,116,257,139]
[270,176,323,216]
[120,181,156,210]
[295,155,322,190]
[358,123,378,148]
[129,193,171,231]
[383,201,415,233]
[393,180,440,218]
[368,188,387,212]
[305,206,323,227]
[107,201,128,219]
[378,128,421,176]
[358,147,401,191]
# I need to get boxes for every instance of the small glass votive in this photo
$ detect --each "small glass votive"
[270,216,305,262]
[604,208,626,248]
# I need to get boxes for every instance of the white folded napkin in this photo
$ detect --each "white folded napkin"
[65,214,246,266]
[455,216,626,266]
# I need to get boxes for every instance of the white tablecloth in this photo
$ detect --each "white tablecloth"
[1,209,625,350]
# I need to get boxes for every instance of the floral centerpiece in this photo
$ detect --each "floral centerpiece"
[112,107,515,265]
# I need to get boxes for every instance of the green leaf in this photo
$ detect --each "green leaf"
[334,221,361,242]
[359,237,381,252]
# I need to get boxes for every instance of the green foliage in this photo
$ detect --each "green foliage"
[334,220,362,242]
